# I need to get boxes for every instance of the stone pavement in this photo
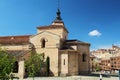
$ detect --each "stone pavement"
[21,76,118,80]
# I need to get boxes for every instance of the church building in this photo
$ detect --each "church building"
[0,9,90,78]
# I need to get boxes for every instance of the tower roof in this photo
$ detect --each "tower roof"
[38,8,68,33]
[54,8,62,21]
[52,8,64,26]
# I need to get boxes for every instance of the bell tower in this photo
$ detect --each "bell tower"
[51,8,68,40]
[37,0,68,41]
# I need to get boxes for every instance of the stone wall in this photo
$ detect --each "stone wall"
[78,44,90,74]
[37,27,68,41]
[68,52,78,75]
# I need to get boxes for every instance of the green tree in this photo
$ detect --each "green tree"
[25,52,44,78]
[95,63,100,71]
[0,48,15,79]
[46,56,50,76]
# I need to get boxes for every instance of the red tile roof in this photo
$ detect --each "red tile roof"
[0,35,31,45]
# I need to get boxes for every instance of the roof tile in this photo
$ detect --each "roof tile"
[0,35,31,45]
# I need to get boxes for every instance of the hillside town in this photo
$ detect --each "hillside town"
[90,45,120,74]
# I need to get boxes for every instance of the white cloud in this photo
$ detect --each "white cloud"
[88,30,102,37]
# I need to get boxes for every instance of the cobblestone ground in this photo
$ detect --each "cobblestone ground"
[21,76,118,80]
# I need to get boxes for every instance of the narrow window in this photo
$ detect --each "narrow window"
[41,39,45,48]
[82,54,86,62]
[13,61,19,73]
[65,36,66,39]
[64,59,65,65]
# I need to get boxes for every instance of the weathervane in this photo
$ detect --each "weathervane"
[53,0,62,21]
[58,0,60,9]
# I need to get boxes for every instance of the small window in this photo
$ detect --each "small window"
[41,39,46,48]
[64,59,65,65]
[82,54,86,62]
[65,36,66,39]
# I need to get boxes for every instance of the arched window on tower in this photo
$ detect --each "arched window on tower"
[82,53,86,62]
[41,39,46,48]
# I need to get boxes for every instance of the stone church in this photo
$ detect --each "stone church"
[0,9,90,78]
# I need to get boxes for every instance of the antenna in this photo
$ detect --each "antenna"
[58,0,60,9]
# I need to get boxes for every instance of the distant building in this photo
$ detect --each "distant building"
[0,9,90,78]
[90,54,95,72]
[90,45,120,73]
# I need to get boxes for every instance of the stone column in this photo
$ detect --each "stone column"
[18,60,25,79]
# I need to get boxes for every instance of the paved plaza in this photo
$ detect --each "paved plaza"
[22,76,118,80]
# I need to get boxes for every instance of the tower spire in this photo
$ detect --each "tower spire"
[55,8,62,21]
[52,0,64,25]
[58,0,60,9]
[54,0,62,22]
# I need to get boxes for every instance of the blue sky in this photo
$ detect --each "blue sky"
[0,0,120,50]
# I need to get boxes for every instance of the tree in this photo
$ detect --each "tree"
[95,63,100,71]
[25,52,44,78]
[46,56,50,76]
[0,48,16,79]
